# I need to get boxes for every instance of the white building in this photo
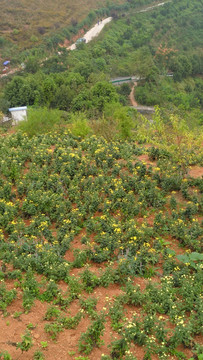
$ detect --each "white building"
[8,106,27,125]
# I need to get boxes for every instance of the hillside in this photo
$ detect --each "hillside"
[1,0,202,124]
[0,0,105,49]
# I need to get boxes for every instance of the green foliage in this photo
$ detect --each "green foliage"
[30,35,39,43]
[0,351,12,360]
[44,306,61,320]
[44,321,63,340]
[78,315,106,354]
[177,252,203,270]
[110,338,129,359]
[90,81,119,112]
[79,296,97,319]
[0,36,6,48]
[108,299,124,330]
[16,330,33,352]
[44,311,82,339]
[1,0,202,127]
[18,108,64,137]
[33,350,45,360]
[80,268,100,293]
[26,57,40,74]
[141,107,203,174]
[40,341,48,349]
[70,113,92,138]
[114,106,134,139]
[0,281,17,314]
[13,29,19,35]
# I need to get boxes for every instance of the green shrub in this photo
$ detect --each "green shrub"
[18,107,64,137]
[0,351,12,360]
[70,113,92,138]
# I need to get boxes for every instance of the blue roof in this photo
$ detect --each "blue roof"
[9,106,27,112]
[3,60,10,66]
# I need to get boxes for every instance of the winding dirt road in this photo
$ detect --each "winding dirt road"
[129,82,138,106]
[68,17,112,50]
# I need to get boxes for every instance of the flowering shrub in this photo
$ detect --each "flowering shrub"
[0,130,202,359]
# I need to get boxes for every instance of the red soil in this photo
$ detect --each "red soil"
[61,29,85,47]
[137,154,157,168]
[188,165,203,178]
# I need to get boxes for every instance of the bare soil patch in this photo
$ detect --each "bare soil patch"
[188,165,203,178]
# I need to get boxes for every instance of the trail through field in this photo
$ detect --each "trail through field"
[137,0,171,13]
[0,67,20,79]
[129,82,138,106]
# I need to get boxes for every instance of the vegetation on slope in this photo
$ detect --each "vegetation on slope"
[0,0,114,52]
[0,0,202,128]
[0,0,152,62]
[0,127,202,359]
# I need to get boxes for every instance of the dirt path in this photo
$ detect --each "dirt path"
[0,67,20,79]
[129,81,138,106]
[68,17,112,50]
[137,1,171,13]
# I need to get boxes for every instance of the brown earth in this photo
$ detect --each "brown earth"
[129,82,138,107]
[188,165,203,178]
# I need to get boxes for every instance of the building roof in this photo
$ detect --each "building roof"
[9,106,27,112]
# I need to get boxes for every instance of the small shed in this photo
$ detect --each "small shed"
[9,106,27,125]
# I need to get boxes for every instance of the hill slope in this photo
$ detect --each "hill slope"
[0,0,121,51]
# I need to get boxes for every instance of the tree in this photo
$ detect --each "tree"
[65,72,85,92]
[117,83,131,97]
[170,55,192,81]
[4,77,25,107]
[26,57,39,74]
[72,89,92,112]
[74,62,93,80]
[51,85,74,110]
[134,47,158,80]
[41,78,57,106]
[114,106,134,139]
[139,107,203,175]
[91,81,119,112]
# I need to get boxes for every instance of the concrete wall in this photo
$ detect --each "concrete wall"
[10,109,27,125]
